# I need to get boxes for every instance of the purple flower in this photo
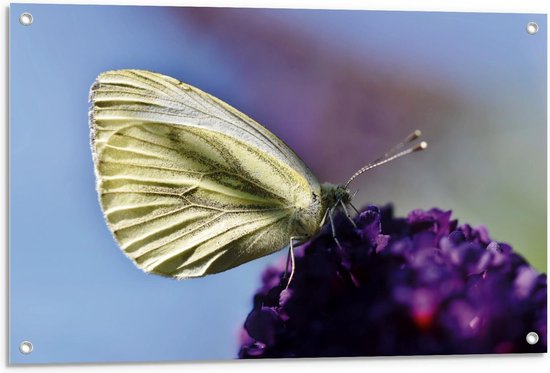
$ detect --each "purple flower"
[238,205,547,358]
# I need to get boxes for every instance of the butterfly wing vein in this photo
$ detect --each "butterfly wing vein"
[89,69,322,278]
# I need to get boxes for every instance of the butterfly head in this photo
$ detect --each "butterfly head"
[334,185,352,205]
[320,183,352,211]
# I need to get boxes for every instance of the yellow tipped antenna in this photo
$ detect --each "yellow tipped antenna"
[344,130,427,188]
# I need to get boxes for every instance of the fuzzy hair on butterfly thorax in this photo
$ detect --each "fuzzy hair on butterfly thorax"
[321,183,352,210]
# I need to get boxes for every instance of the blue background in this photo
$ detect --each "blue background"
[9,4,546,364]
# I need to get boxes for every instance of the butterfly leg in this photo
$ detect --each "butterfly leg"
[284,246,291,277]
[284,236,304,289]
[318,207,330,229]
[329,207,343,249]
[340,200,357,228]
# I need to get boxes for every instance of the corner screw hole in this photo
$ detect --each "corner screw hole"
[526,332,539,345]
[19,341,33,354]
[19,12,33,26]
[526,22,539,35]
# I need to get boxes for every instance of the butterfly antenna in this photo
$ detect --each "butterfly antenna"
[344,130,427,188]
[373,129,422,163]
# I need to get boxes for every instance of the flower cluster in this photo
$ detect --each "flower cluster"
[238,205,547,358]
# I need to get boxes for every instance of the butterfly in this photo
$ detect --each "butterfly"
[89,69,426,282]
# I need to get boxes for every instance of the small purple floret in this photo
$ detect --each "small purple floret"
[238,205,547,358]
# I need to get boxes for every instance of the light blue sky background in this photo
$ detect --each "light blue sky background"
[10,4,546,364]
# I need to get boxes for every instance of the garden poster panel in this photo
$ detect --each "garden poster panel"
[9,3,547,364]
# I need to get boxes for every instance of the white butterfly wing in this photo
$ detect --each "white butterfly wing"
[89,69,322,278]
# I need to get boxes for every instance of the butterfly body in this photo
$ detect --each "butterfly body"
[89,69,340,279]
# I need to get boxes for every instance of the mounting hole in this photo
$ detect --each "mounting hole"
[526,22,539,35]
[19,12,33,26]
[526,332,539,345]
[19,341,33,354]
